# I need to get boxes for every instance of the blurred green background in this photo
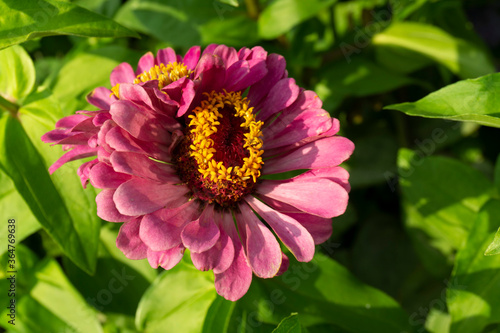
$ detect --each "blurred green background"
[1,0,500,332]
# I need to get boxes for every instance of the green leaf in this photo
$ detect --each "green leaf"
[0,106,99,274]
[241,254,413,333]
[202,295,236,333]
[315,57,422,112]
[485,228,500,256]
[0,169,41,256]
[495,154,500,197]
[272,313,301,333]
[0,0,139,50]
[448,199,500,333]
[258,0,337,39]
[398,149,493,278]
[372,22,495,79]
[217,0,239,7]
[0,45,35,103]
[63,225,156,316]
[385,73,500,128]
[115,0,258,48]
[0,245,102,333]
[136,261,217,333]
[51,45,140,114]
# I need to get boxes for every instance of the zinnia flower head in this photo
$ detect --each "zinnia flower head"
[42,44,354,301]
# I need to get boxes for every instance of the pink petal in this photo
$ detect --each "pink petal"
[110,100,172,143]
[236,202,282,278]
[194,53,226,93]
[225,59,268,92]
[214,211,252,301]
[77,159,98,188]
[110,151,178,183]
[156,47,177,65]
[140,200,201,251]
[48,145,96,174]
[191,226,234,274]
[182,46,201,70]
[161,77,196,117]
[245,196,315,262]
[116,218,148,259]
[89,162,131,189]
[277,252,290,276]
[86,87,114,109]
[105,126,170,161]
[213,45,238,67]
[110,62,136,86]
[53,114,89,130]
[181,205,220,253]
[136,52,155,75]
[264,109,336,150]
[257,177,349,218]
[147,245,185,270]
[248,53,287,106]
[96,189,133,223]
[294,167,351,192]
[263,136,355,174]
[258,78,300,121]
[114,178,189,216]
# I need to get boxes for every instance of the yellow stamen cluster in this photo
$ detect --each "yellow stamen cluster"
[188,90,264,187]
[111,62,191,98]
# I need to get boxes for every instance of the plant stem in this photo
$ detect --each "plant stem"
[0,94,18,118]
[245,0,259,20]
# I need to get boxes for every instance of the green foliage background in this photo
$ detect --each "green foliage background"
[0,0,500,332]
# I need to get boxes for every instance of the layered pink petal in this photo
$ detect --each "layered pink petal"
[156,47,177,66]
[147,245,184,270]
[257,177,349,218]
[87,87,114,109]
[140,200,200,251]
[191,228,234,274]
[263,136,355,174]
[110,62,136,86]
[236,202,282,278]
[89,162,131,189]
[214,211,252,301]
[48,145,96,174]
[116,218,148,259]
[110,151,178,183]
[77,159,98,188]
[136,52,155,75]
[258,78,300,121]
[96,189,133,223]
[181,205,220,253]
[248,53,287,106]
[182,46,201,70]
[114,179,189,216]
[245,196,315,262]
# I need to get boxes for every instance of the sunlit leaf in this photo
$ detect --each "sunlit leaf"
[0,45,35,102]
[373,22,495,79]
[0,0,139,50]
[272,313,301,333]
[136,261,216,333]
[258,0,337,39]
[386,73,500,128]
[448,200,500,333]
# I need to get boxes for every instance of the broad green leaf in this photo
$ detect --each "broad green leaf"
[372,22,495,79]
[398,149,492,276]
[217,0,239,7]
[0,102,99,274]
[448,200,500,333]
[272,313,301,333]
[0,45,35,102]
[0,169,41,256]
[0,245,102,333]
[115,0,258,47]
[425,308,451,333]
[136,262,217,333]
[258,0,337,39]
[63,225,156,316]
[0,0,139,50]
[315,57,421,112]
[51,45,140,113]
[241,254,413,333]
[485,228,500,256]
[202,295,236,333]
[385,73,500,128]
[74,0,122,18]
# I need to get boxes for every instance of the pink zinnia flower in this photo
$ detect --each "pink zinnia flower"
[42,44,354,301]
